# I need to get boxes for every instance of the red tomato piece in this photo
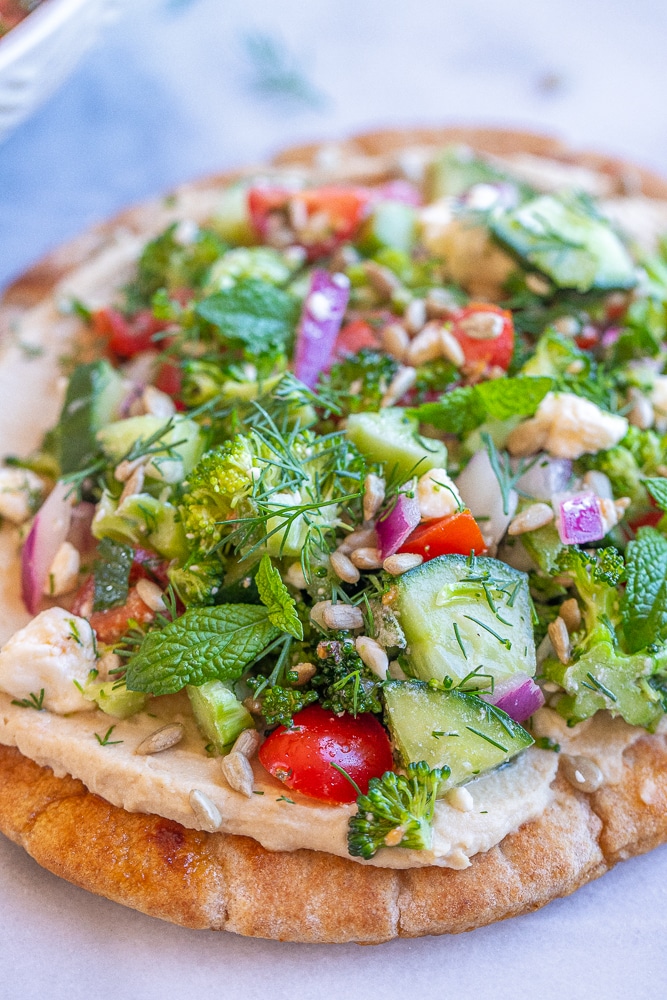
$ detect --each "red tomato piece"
[258,704,393,804]
[451,303,514,371]
[248,185,372,257]
[575,324,599,351]
[154,359,183,403]
[398,509,487,561]
[92,307,166,359]
[334,320,381,357]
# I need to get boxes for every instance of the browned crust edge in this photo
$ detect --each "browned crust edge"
[2,125,667,943]
[2,736,667,943]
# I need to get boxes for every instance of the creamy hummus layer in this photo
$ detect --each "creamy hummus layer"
[0,690,558,868]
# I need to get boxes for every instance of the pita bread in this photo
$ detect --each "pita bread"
[1,127,667,943]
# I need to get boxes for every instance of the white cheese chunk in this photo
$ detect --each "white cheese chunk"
[0,607,97,714]
[511,392,628,460]
[417,468,462,521]
[0,467,44,525]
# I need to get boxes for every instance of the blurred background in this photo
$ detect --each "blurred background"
[2,0,667,290]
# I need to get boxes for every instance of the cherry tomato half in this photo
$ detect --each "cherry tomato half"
[92,307,167,360]
[399,509,487,561]
[258,704,393,804]
[248,185,372,258]
[334,320,381,357]
[451,303,514,371]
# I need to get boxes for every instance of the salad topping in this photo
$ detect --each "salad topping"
[2,142,667,864]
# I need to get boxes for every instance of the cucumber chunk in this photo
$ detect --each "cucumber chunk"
[187,680,254,754]
[97,415,204,483]
[346,408,447,482]
[391,554,535,685]
[490,194,637,292]
[56,361,127,475]
[384,679,533,788]
[425,145,515,200]
[358,201,417,254]
[83,678,148,719]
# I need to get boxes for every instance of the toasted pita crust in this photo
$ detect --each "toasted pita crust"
[2,127,667,943]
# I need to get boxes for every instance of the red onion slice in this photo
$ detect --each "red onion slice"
[376,493,421,559]
[556,492,605,545]
[21,481,75,614]
[482,674,545,724]
[373,180,423,206]
[293,270,351,389]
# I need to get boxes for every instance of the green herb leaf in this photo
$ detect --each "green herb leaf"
[475,375,554,421]
[622,526,667,652]
[125,604,281,695]
[255,554,304,639]
[409,386,485,434]
[409,376,553,434]
[93,537,133,612]
[196,278,299,355]
[644,478,667,512]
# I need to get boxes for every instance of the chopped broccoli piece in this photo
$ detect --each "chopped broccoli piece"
[347,761,450,859]
[178,435,259,556]
[544,546,667,728]
[256,684,319,728]
[577,426,666,521]
[168,556,226,607]
[320,349,399,414]
[125,224,227,310]
[314,634,384,716]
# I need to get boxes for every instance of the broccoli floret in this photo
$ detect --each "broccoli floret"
[544,546,667,728]
[178,435,258,555]
[255,684,319,728]
[347,761,450,859]
[314,634,384,716]
[321,349,399,414]
[168,556,226,607]
[125,224,227,310]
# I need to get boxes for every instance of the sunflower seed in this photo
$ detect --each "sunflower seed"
[349,546,384,570]
[548,617,571,664]
[322,604,365,630]
[560,754,603,794]
[507,502,554,536]
[231,728,262,758]
[135,722,185,756]
[330,550,360,584]
[220,751,255,798]
[189,789,222,831]
[382,553,424,575]
[355,636,389,679]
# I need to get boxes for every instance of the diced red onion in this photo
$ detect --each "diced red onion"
[556,492,606,545]
[66,502,96,557]
[455,449,518,547]
[482,675,545,723]
[293,270,351,388]
[21,481,74,615]
[514,455,572,502]
[118,351,159,417]
[373,180,423,206]
[601,326,621,349]
[376,493,421,559]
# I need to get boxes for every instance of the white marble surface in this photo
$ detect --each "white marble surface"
[2,0,667,994]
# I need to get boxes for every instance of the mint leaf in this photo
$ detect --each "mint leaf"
[644,478,667,512]
[125,605,281,695]
[256,554,304,639]
[475,376,554,421]
[409,386,485,434]
[622,527,667,653]
[409,376,552,434]
[196,278,299,355]
[93,538,133,612]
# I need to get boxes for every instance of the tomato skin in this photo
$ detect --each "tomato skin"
[451,303,514,371]
[399,509,487,561]
[248,186,372,257]
[258,704,394,804]
[92,307,166,359]
[334,320,381,357]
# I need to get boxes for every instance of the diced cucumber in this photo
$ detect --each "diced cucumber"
[83,678,148,719]
[57,361,127,475]
[424,145,515,200]
[187,680,254,754]
[358,201,417,255]
[210,182,256,245]
[490,194,637,292]
[96,415,204,483]
[92,490,189,561]
[346,408,447,482]
[384,679,533,788]
[391,554,535,685]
